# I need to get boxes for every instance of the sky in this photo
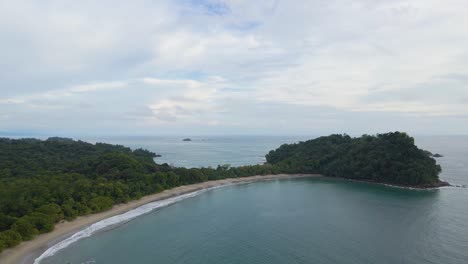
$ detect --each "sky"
[1,0,468,136]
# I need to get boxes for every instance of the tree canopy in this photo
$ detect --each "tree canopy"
[266,132,443,186]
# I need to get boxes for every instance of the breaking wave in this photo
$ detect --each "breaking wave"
[34,184,231,264]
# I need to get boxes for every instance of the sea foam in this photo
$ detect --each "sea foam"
[34,184,231,264]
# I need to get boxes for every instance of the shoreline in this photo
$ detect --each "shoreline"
[343,178,451,189]
[0,174,320,264]
[0,173,451,264]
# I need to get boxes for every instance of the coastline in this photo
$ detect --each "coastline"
[0,174,320,264]
[343,178,451,189]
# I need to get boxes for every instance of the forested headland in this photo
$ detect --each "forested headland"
[266,132,446,187]
[0,132,445,252]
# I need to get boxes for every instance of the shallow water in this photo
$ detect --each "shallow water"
[39,136,468,264]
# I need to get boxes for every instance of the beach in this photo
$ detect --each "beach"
[0,174,320,264]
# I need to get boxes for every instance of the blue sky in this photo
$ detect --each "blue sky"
[1,0,468,136]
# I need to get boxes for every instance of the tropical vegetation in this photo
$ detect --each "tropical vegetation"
[0,132,443,252]
[266,132,443,186]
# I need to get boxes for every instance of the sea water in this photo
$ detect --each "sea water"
[38,136,468,264]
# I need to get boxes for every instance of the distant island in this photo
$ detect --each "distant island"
[0,132,447,255]
[182,138,192,141]
[422,150,444,158]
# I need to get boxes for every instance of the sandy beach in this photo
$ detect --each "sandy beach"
[0,174,320,264]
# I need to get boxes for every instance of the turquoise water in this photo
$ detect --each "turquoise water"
[39,136,468,264]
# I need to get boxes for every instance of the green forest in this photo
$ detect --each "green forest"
[0,137,279,252]
[0,132,443,252]
[266,132,443,186]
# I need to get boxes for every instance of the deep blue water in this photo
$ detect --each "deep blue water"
[38,135,468,264]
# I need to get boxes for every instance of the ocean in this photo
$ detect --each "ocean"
[37,135,468,264]
[83,135,310,168]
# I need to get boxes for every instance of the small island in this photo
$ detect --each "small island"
[422,150,444,158]
[182,138,192,142]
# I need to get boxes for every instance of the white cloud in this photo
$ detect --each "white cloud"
[142,78,202,89]
[352,101,468,117]
[69,82,127,93]
[144,77,225,124]
[1,0,468,135]
[0,81,128,106]
[249,0,468,117]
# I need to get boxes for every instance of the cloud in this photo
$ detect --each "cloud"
[144,77,223,124]
[0,81,128,107]
[1,0,468,135]
[352,101,468,117]
[181,0,231,16]
[69,82,127,93]
[142,78,202,89]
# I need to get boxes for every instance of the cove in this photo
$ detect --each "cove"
[39,178,468,264]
